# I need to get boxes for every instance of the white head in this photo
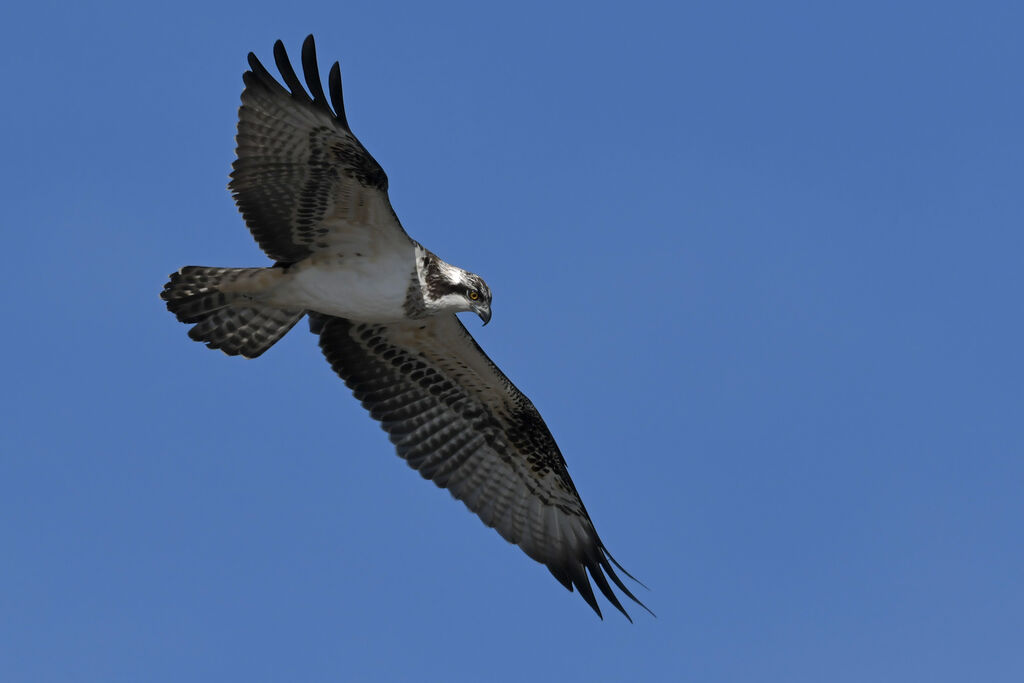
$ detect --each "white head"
[421,253,492,324]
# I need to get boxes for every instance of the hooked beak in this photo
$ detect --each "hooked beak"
[474,302,492,326]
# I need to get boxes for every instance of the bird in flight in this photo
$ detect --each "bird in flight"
[161,35,648,620]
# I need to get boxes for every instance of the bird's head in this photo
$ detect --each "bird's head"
[464,273,492,325]
[423,255,493,325]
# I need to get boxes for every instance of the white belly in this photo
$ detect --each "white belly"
[270,248,415,322]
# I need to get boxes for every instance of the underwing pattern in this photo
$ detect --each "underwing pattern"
[161,35,648,620]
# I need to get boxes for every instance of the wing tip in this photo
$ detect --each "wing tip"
[300,34,329,107]
[272,38,309,103]
[242,50,291,102]
[549,541,653,622]
[328,61,350,129]
[602,543,656,617]
[242,35,348,128]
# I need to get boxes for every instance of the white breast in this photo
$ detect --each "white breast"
[270,246,416,322]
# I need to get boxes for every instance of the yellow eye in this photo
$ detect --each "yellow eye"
[468,290,479,301]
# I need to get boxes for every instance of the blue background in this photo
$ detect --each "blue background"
[2,1,1021,680]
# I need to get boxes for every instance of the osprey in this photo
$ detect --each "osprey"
[161,35,648,620]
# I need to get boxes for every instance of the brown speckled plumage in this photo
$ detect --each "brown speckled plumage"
[311,312,649,620]
[160,35,648,621]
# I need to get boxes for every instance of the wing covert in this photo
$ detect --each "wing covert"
[311,313,649,620]
[230,35,408,263]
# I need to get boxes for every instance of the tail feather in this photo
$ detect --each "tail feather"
[186,305,304,357]
[162,266,304,359]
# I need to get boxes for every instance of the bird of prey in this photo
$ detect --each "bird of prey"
[161,35,648,620]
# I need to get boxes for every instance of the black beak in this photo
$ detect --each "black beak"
[476,304,492,326]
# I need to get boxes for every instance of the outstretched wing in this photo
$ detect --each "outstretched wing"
[230,35,409,264]
[311,313,650,620]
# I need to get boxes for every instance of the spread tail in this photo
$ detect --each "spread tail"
[161,266,304,358]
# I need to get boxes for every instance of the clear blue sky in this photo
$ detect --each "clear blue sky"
[2,1,1021,681]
